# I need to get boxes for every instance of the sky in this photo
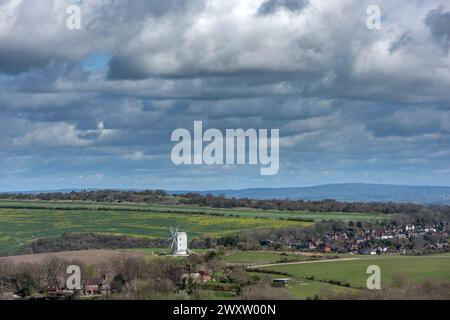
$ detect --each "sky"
[0,0,450,191]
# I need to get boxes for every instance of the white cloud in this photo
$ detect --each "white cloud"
[122,151,157,161]
[14,122,92,147]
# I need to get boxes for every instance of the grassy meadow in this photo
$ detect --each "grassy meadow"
[255,255,450,299]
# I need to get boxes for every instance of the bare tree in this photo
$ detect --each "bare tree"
[40,257,67,289]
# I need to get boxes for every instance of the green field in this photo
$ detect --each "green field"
[0,204,311,255]
[287,278,356,299]
[0,200,390,222]
[256,255,450,298]
[247,271,356,300]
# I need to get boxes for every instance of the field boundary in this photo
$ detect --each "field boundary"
[249,257,360,268]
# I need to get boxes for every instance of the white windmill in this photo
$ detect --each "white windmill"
[169,226,189,256]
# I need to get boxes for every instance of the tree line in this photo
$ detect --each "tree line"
[2,189,450,216]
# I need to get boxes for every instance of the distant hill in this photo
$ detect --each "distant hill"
[185,183,450,205]
[3,183,450,205]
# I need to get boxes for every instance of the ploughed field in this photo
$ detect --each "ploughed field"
[0,249,144,265]
[0,200,387,255]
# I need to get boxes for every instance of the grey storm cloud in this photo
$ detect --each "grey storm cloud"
[425,6,450,53]
[0,0,450,190]
[0,47,52,74]
[258,0,309,15]
[389,32,414,54]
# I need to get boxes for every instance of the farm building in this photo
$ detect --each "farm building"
[272,278,292,287]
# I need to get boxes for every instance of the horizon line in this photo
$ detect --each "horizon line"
[2,182,450,194]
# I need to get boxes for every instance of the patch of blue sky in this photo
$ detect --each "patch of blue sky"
[80,53,111,71]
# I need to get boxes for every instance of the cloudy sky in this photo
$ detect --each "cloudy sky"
[0,0,449,191]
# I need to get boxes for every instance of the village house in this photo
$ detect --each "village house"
[181,268,212,284]
[83,276,111,296]
[280,222,449,255]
